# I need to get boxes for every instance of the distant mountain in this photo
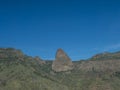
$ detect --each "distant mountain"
[90,51,120,60]
[0,48,120,90]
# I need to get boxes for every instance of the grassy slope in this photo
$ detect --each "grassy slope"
[0,48,120,90]
[0,60,69,90]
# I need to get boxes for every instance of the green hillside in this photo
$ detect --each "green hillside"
[0,48,120,90]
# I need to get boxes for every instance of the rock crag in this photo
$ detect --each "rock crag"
[52,48,73,72]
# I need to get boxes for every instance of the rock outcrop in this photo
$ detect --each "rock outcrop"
[76,60,120,73]
[34,56,46,64]
[0,48,24,60]
[52,48,73,72]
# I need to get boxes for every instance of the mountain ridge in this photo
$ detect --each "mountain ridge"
[0,47,120,90]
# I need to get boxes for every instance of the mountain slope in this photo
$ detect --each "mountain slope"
[0,48,120,90]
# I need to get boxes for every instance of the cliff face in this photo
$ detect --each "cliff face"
[52,49,73,72]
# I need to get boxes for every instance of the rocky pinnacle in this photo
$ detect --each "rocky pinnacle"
[52,48,74,72]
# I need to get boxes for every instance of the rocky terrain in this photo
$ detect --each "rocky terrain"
[52,48,73,72]
[0,48,120,90]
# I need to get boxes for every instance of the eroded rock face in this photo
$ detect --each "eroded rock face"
[76,60,120,73]
[52,49,73,72]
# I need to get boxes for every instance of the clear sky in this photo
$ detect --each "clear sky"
[0,0,120,60]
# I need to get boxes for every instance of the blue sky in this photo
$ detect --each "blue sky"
[0,0,120,60]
